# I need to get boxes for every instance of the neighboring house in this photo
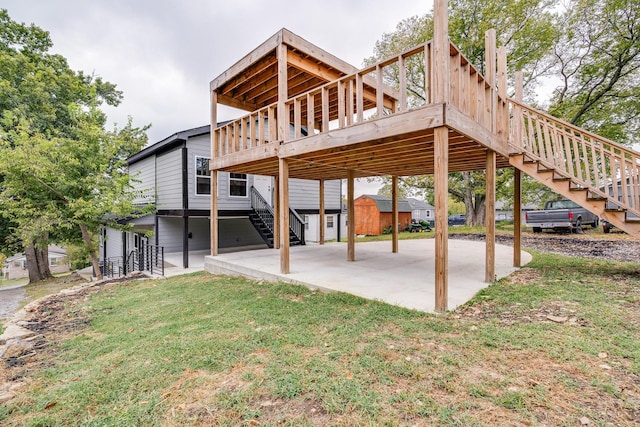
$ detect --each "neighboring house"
[406,198,435,224]
[2,245,69,280]
[354,195,413,235]
[100,125,345,269]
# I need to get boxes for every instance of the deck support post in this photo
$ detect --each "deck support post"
[273,176,280,250]
[513,71,524,267]
[277,44,288,142]
[485,29,497,133]
[433,0,449,313]
[513,168,522,267]
[210,89,218,257]
[485,150,496,282]
[434,126,449,313]
[432,0,450,104]
[279,159,290,273]
[319,179,325,245]
[211,170,218,256]
[347,170,355,262]
[392,176,399,253]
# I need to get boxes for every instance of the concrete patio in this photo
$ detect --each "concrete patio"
[202,239,532,313]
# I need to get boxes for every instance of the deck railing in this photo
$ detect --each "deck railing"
[509,98,640,217]
[213,40,499,157]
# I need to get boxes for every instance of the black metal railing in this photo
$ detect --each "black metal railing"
[250,186,305,245]
[250,186,275,235]
[289,208,305,245]
[101,242,164,278]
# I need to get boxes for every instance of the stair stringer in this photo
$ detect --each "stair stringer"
[510,153,640,238]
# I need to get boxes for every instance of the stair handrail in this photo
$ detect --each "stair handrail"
[508,98,640,218]
[250,186,275,234]
[250,186,305,245]
[288,208,306,246]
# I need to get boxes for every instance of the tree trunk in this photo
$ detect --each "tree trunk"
[24,241,53,283]
[80,223,102,280]
[460,172,487,227]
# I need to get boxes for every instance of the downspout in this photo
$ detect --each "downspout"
[182,142,189,268]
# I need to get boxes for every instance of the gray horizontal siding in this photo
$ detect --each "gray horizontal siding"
[216,171,252,210]
[156,150,182,209]
[289,178,341,210]
[129,156,156,204]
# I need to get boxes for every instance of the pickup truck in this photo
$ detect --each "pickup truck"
[525,199,599,233]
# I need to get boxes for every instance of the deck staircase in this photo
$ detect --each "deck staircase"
[249,186,305,248]
[507,99,640,238]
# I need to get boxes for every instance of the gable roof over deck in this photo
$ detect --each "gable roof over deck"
[210,28,396,115]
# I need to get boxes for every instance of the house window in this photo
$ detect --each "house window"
[304,215,309,230]
[229,173,247,197]
[326,215,334,229]
[195,156,211,195]
[50,258,57,266]
[21,260,27,269]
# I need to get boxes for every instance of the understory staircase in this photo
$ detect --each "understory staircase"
[249,186,305,248]
[507,99,640,238]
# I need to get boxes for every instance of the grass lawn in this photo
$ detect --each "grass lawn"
[1,252,639,425]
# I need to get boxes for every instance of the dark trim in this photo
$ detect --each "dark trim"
[156,209,253,217]
[103,228,107,260]
[154,216,159,246]
[182,143,189,268]
[337,213,341,242]
[293,208,342,215]
[122,231,127,262]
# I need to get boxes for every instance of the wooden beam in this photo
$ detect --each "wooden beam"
[347,170,355,262]
[210,89,218,256]
[210,143,280,170]
[514,71,524,150]
[485,150,496,282]
[277,43,288,142]
[210,30,281,91]
[513,71,523,266]
[279,158,290,273]
[392,176,399,253]
[497,46,508,144]
[319,179,325,245]
[434,126,449,313]
[279,103,445,158]
[210,171,218,256]
[485,29,497,133]
[432,0,450,104]
[513,167,522,267]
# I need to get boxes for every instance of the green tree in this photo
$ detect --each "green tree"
[548,0,640,143]
[365,0,558,226]
[0,9,149,281]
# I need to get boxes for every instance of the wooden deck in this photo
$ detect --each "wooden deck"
[207,0,640,312]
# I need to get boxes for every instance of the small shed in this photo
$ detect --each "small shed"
[354,195,413,235]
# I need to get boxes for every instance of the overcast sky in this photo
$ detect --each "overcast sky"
[5,0,435,196]
[4,0,431,142]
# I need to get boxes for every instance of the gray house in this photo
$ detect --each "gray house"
[100,125,344,270]
[406,198,435,223]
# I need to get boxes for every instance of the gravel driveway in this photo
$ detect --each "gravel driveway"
[450,233,640,264]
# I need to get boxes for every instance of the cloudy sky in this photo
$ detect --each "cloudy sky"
[4,0,431,142]
[5,0,434,195]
